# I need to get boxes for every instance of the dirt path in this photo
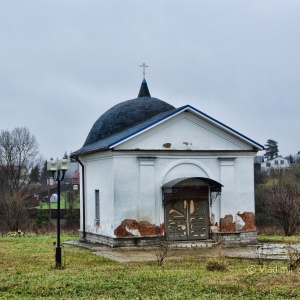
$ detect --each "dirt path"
[65,240,258,262]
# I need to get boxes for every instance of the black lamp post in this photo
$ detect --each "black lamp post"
[47,158,70,268]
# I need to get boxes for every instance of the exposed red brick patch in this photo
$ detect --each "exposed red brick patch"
[138,221,159,236]
[114,219,137,237]
[219,214,236,232]
[114,219,162,237]
[237,212,256,231]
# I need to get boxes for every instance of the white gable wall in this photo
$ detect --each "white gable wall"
[114,111,253,151]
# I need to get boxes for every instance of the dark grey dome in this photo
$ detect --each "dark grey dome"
[83,86,175,147]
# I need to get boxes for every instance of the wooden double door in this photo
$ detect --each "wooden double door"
[165,187,209,240]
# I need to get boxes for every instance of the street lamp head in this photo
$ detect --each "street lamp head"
[60,158,71,171]
[47,158,58,172]
[47,158,71,171]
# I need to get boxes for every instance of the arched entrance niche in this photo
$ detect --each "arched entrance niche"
[161,161,222,241]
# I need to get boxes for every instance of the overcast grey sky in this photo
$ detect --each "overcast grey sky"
[1,1,299,160]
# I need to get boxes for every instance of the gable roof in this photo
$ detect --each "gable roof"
[72,105,263,156]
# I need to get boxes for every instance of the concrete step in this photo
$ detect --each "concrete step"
[170,240,217,248]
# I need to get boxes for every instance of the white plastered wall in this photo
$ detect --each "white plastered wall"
[79,153,115,237]
[80,151,256,238]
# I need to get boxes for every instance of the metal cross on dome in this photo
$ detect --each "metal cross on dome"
[139,63,149,79]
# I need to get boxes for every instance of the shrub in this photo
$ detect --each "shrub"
[155,235,172,266]
[206,259,228,271]
[35,210,50,224]
[285,241,300,271]
[65,209,80,229]
[206,238,228,271]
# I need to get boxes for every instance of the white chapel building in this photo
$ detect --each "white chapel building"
[72,79,263,246]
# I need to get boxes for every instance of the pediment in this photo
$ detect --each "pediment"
[113,109,259,151]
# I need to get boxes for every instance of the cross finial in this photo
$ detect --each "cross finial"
[139,63,149,79]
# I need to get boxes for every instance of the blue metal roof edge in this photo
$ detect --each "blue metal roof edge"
[109,104,264,150]
[184,105,264,150]
[108,107,182,148]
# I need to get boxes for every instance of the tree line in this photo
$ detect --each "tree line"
[0,126,77,232]
[0,127,43,231]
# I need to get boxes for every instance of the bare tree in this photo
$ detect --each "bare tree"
[257,168,300,236]
[0,127,41,231]
[0,191,29,231]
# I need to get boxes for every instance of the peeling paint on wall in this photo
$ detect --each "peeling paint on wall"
[125,226,141,236]
[237,212,256,231]
[235,214,245,230]
[114,219,163,237]
[163,143,171,148]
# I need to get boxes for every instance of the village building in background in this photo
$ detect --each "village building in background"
[260,156,290,172]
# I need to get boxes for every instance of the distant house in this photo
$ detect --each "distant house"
[48,162,80,189]
[63,162,79,185]
[294,151,300,163]
[261,156,290,172]
[71,164,80,188]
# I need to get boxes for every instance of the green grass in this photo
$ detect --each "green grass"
[258,235,300,243]
[35,191,80,210]
[36,200,77,210]
[1,234,300,299]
